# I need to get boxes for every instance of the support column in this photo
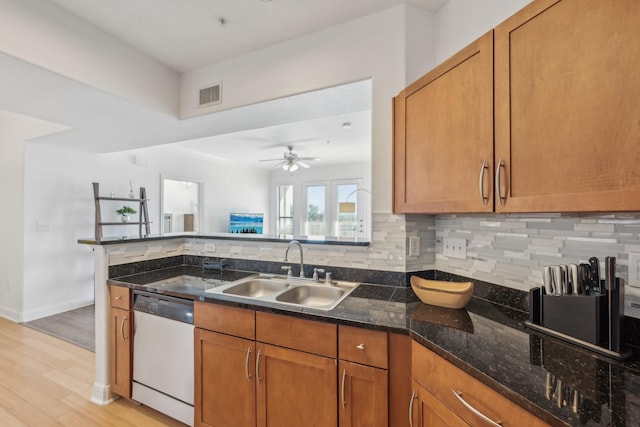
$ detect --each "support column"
[90,245,114,405]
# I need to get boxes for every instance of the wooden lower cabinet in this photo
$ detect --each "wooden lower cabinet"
[109,285,133,399]
[257,342,337,427]
[339,360,388,427]
[410,380,469,427]
[195,306,338,427]
[109,306,132,398]
[412,341,548,427]
[194,328,256,427]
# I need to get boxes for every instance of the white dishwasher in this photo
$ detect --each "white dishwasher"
[132,291,194,426]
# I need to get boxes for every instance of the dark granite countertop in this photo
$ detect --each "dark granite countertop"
[108,267,640,426]
[78,232,370,246]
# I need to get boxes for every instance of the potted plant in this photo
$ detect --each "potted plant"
[116,206,137,222]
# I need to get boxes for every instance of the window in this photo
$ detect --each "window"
[274,178,368,239]
[276,185,294,235]
[304,185,326,237]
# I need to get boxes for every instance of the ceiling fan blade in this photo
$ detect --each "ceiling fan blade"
[259,158,284,162]
[264,138,318,149]
[273,161,287,169]
[296,156,320,161]
[297,161,311,168]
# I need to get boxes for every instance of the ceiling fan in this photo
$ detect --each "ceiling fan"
[259,145,320,172]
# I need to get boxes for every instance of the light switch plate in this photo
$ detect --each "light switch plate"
[629,252,640,287]
[443,238,467,259]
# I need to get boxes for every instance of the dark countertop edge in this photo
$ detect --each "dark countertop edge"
[107,279,565,425]
[410,333,568,427]
[107,279,410,336]
[78,233,370,247]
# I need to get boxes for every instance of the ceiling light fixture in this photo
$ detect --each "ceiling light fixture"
[282,162,298,173]
[218,16,228,26]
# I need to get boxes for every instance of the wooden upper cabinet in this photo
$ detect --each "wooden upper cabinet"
[494,0,640,212]
[394,30,494,214]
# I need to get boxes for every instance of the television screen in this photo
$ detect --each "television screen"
[229,213,264,234]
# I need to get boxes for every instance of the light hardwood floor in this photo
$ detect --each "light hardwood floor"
[0,317,186,426]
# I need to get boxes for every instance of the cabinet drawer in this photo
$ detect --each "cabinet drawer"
[194,302,255,340]
[412,341,548,427]
[256,312,336,358]
[338,325,387,369]
[110,285,130,309]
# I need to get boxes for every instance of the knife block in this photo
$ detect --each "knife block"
[541,293,608,346]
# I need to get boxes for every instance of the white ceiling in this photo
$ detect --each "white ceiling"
[171,78,373,168]
[6,0,447,165]
[47,0,448,73]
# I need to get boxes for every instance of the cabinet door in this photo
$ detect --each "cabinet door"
[257,342,337,427]
[410,381,470,427]
[394,30,494,214]
[109,307,132,398]
[495,0,640,212]
[194,328,256,427]
[339,361,387,427]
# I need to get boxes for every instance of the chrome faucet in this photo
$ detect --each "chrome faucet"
[284,240,305,278]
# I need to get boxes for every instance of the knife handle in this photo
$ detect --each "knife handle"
[543,266,553,295]
[579,263,592,295]
[559,265,569,295]
[550,265,562,295]
[589,257,601,292]
[568,264,579,295]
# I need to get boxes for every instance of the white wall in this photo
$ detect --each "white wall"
[181,5,433,215]
[404,5,437,86]
[0,111,68,321]
[11,0,546,321]
[434,0,532,65]
[21,142,268,321]
[0,0,178,115]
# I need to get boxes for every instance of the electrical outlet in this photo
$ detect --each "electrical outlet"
[629,252,640,287]
[204,243,216,252]
[443,238,467,259]
[36,221,50,232]
[408,236,420,256]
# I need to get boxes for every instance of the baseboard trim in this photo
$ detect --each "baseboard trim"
[21,296,94,322]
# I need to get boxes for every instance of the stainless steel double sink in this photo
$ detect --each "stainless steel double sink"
[206,274,359,311]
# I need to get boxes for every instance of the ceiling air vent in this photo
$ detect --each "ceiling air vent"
[199,82,222,107]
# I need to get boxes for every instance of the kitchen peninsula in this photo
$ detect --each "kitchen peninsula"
[81,234,640,426]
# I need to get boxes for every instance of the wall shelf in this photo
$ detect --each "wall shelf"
[93,182,151,240]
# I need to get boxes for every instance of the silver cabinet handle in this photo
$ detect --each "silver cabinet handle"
[256,349,262,382]
[409,389,417,427]
[356,343,365,350]
[120,315,129,340]
[479,160,489,205]
[495,158,506,206]
[245,347,252,382]
[452,389,502,426]
[341,368,347,409]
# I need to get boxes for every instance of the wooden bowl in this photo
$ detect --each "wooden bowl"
[410,276,474,309]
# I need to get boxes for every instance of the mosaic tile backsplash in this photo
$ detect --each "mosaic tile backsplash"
[105,212,640,317]
[435,213,640,318]
[108,213,436,273]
